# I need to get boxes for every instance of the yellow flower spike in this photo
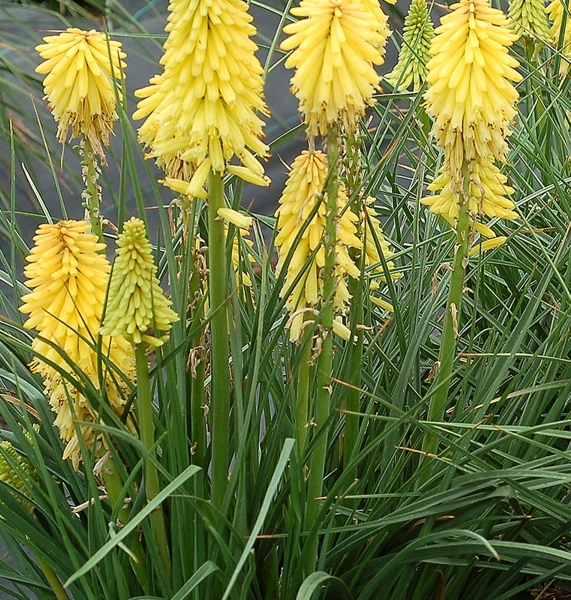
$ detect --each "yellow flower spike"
[386,0,434,91]
[35,28,126,159]
[424,0,522,186]
[281,0,390,137]
[20,220,135,468]
[101,217,179,348]
[275,150,363,341]
[547,0,571,74]
[134,0,270,184]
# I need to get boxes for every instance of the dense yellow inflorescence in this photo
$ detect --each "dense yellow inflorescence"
[20,221,135,467]
[423,0,522,237]
[35,28,126,158]
[133,0,270,189]
[281,0,390,137]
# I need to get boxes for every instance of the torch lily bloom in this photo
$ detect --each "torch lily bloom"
[423,0,521,236]
[281,0,390,137]
[424,0,522,183]
[35,28,126,158]
[133,0,270,187]
[20,220,135,467]
[275,150,362,340]
[509,0,550,42]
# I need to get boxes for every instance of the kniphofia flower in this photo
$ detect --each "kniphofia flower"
[423,0,521,235]
[424,0,522,183]
[509,0,550,43]
[280,0,390,137]
[133,0,270,188]
[101,217,179,347]
[275,150,362,341]
[35,28,126,158]
[547,0,571,74]
[20,220,135,467]
[386,0,434,91]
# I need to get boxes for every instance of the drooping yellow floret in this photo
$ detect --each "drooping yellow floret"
[422,157,518,237]
[281,0,390,137]
[424,0,522,184]
[546,0,571,74]
[101,217,179,348]
[133,0,269,185]
[275,150,362,341]
[20,220,135,468]
[35,28,126,158]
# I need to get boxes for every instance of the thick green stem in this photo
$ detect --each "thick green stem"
[304,128,339,574]
[38,557,70,600]
[189,246,207,468]
[207,170,230,509]
[424,162,471,456]
[81,138,103,243]
[342,131,364,477]
[135,342,171,581]
[343,275,363,476]
[296,333,312,457]
[103,456,148,587]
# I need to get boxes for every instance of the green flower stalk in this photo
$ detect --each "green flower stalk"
[422,0,521,461]
[133,0,270,510]
[101,217,178,580]
[386,0,434,91]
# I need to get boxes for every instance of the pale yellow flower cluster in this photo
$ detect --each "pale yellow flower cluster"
[35,28,126,158]
[423,0,522,237]
[547,0,571,74]
[133,0,269,190]
[424,160,518,236]
[101,218,179,348]
[281,0,390,137]
[275,150,362,340]
[20,221,135,467]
